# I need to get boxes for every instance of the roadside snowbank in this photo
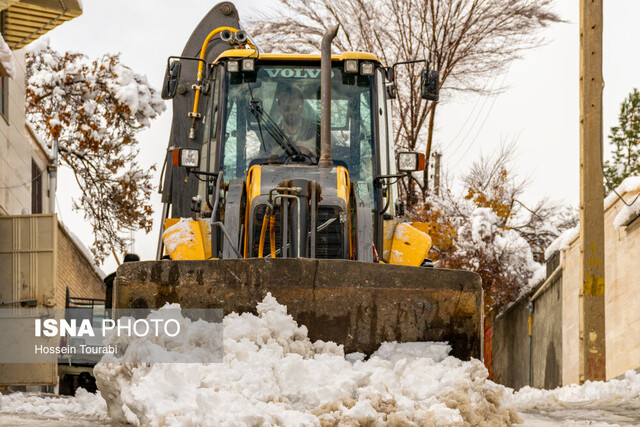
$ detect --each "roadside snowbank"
[94,294,520,426]
[0,388,107,420]
[508,369,640,411]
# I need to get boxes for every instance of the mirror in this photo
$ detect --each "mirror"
[161,60,182,100]
[421,69,439,101]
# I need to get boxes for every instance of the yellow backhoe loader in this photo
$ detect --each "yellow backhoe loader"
[113,2,482,359]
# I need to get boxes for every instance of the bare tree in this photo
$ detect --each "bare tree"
[249,0,561,205]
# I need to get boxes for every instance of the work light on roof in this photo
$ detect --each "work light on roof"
[227,60,240,73]
[344,59,358,73]
[241,58,255,72]
[360,62,374,75]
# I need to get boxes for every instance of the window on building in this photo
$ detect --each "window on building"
[31,159,42,214]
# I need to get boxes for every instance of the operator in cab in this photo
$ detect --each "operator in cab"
[263,85,320,162]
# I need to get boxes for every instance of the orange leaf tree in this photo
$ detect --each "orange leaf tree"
[26,43,166,264]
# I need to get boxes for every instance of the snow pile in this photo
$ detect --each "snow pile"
[100,303,223,364]
[94,294,520,426]
[0,388,107,420]
[0,33,15,79]
[508,369,640,412]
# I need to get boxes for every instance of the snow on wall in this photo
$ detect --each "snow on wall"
[0,33,15,79]
[93,294,521,426]
[542,177,640,258]
[544,225,579,260]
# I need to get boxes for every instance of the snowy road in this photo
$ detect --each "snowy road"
[2,398,640,426]
[2,297,638,426]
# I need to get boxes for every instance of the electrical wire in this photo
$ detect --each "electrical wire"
[449,67,512,171]
[0,168,45,189]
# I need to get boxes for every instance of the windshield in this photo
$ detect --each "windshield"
[220,63,375,185]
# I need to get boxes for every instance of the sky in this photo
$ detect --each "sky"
[42,0,640,274]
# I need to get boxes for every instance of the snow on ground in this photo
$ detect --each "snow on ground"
[509,370,640,426]
[0,388,107,422]
[93,294,520,426]
[2,295,640,426]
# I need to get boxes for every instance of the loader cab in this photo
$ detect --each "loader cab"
[192,51,400,257]
[203,52,395,203]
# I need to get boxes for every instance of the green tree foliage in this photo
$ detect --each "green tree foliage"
[604,88,640,192]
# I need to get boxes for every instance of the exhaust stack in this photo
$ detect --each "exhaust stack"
[318,24,340,168]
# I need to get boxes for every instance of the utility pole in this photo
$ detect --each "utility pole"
[579,0,606,383]
[432,151,442,196]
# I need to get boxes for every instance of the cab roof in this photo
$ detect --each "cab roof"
[214,49,384,66]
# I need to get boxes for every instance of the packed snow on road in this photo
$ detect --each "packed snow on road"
[1,295,639,426]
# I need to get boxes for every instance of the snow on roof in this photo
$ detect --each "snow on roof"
[57,218,106,280]
[0,32,16,79]
[24,36,50,54]
[26,122,53,161]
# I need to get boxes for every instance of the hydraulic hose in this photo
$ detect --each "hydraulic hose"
[190,26,257,138]
[258,213,269,258]
[269,214,276,258]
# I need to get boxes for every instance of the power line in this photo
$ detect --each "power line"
[0,169,44,190]
[449,66,512,171]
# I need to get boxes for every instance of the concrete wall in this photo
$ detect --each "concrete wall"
[603,194,640,379]
[562,186,640,383]
[0,49,30,215]
[492,298,531,389]
[56,222,105,308]
[493,271,563,390]
[531,273,562,389]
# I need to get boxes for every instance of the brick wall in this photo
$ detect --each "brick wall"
[56,223,105,308]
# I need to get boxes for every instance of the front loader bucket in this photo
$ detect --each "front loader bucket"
[114,259,483,360]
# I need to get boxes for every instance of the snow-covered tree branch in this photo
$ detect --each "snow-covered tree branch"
[26,41,166,264]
